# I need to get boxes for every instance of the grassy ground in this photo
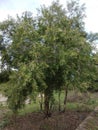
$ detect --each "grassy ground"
[18,91,98,116]
[0,91,98,130]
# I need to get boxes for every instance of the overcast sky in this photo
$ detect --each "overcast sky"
[0,0,98,33]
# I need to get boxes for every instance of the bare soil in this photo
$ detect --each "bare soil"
[2,110,90,130]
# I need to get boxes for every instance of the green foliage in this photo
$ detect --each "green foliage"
[0,70,10,83]
[0,118,10,129]
[0,0,97,115]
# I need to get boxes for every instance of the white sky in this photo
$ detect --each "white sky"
[0,0,98,33]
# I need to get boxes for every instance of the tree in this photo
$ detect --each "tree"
[37,0,95,113]
[0,12,45,111]
[0,0,97,117]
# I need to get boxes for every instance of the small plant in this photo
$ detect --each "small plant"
[39,124,51,130]
[86,99,96,105]
[0,118,10,129]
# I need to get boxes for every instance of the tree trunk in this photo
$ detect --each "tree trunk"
[63,86,68,112]
[58,91,61,111]
[39,93,43,111]
[44,93,51,118]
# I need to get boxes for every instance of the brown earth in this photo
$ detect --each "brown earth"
[2,110,90,130]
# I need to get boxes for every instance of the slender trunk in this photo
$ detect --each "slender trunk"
[44,93,50,118]
[39,93,44,111]
[63,86,68,112]
[49,100,53,111]
[58,91,61,111]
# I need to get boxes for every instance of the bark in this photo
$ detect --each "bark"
[39,93,43,111]
[63,86,68,112]
[58,91,61,111]
[44,92,51,118]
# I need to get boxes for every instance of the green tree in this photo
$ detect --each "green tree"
[0,12,45,111]
[37,0,95,112]
[0,0,97,117]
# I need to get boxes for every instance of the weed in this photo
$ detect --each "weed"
[0,118,10,129]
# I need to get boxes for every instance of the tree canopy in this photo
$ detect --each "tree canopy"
[0,0,98,116]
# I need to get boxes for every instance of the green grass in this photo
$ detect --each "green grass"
[18,102,40,115]
[18,91,98,115]
[1,91,98,116]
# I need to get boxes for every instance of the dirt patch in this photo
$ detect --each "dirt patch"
[2,110,90,130]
